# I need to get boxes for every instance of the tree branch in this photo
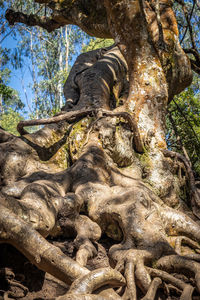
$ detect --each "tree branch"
[176,0,200,75]
[189,59,200,75]
[17,108,144,153]
[180,0,196,44]
[5,9,61,32]
[167,109,191,165]
[5,1,111,38]
[184,48,200,63]
[172,98,200,145]
[163,149,200,218]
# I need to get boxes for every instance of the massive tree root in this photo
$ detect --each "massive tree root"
[2,1,200,298]
[1,104,200,298]
[0,45,200,299]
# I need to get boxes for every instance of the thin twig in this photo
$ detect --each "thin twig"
[180,0,196,44]
[172,99,200,145]
[17,24,54,46]
[167,109,191,165]
[0,29,14,44]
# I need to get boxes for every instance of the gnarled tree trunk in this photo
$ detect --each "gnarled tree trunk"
[2,1,200,299]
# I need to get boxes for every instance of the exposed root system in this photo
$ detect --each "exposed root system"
[1,4,199,298]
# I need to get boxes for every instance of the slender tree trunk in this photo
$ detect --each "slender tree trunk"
[65,25,70,72]
[30,31,39,118]
[0,94,3,114]
[58,27,63,109]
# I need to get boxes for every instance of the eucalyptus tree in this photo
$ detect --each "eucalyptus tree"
[0,1,25,133]
[1,1,200,299]
[167,88,200,177]
[2,0,89,118]
[166,0,200,179]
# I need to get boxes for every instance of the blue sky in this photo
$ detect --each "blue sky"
[2,27,35,117]
[1,4,86,118]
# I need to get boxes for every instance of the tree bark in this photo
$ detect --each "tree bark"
[2,1,200,299]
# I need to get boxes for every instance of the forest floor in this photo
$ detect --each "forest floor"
[0,238,200,299]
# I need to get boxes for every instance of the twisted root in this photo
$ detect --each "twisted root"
[0,204,89,285]
[57,268,125,300]
[141,277,162,300]
[156,255,200,293]
[147,267,194,300]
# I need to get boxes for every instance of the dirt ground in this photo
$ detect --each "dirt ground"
[0,236,112,299]
[0,238,200,299]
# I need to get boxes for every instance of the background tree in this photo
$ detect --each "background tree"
[167,88,200,176]
[0,1,200,300]
[0,1,25,134]
[165,0,200,179]
[1,0,92,120]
